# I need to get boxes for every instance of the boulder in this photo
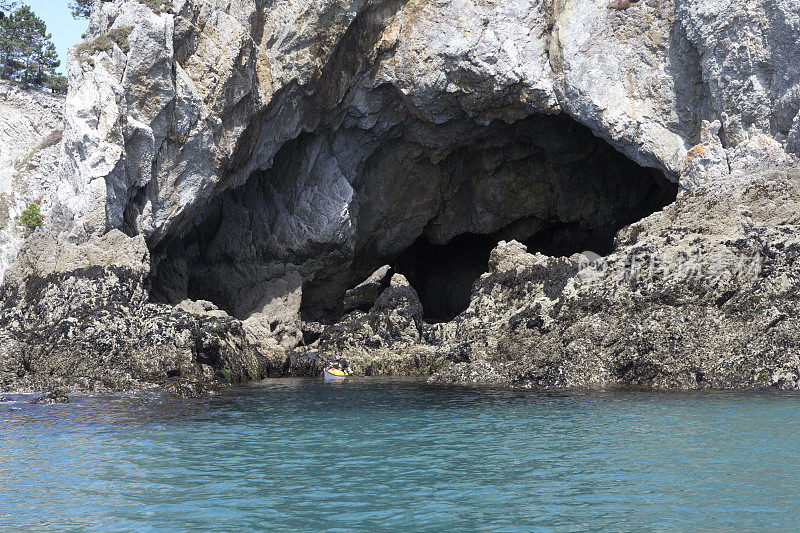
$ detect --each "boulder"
[343,265,392,312]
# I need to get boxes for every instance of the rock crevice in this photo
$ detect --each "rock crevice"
[1,0,800,393]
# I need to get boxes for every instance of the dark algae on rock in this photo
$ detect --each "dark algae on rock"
[2,0,800,396]
[426,167,800,390]
[3,167,800,394]
[0,230,267,396]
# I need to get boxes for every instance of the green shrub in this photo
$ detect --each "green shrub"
[75,25,133,60]
[18,202,43,237]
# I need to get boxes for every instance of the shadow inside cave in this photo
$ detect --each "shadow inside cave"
[151,113,678,326]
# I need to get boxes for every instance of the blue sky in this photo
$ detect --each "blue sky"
[21,1,87,74]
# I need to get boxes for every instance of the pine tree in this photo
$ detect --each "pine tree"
[13,7,48,84]
[31,41,59,86]
[69,0,93,19]
[0,6,63,92]
[0,8,23,78]
[45,72,67,94]
[18,202,44,237]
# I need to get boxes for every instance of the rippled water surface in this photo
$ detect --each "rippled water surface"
[2,378,800,531]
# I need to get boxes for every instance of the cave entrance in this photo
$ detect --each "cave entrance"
[151,111,678,327]
[394,233,497,323]
[393,223,626,323]
[394,171,677,323]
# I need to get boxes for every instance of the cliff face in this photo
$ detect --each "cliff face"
[2,0,800,393]
[0,81,64,280]
[54,0,798,325]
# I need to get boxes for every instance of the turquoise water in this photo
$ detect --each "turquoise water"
[1,378,799,531]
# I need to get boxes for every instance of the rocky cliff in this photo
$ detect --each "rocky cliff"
[428,166,800,389]
[1,0,800,393]
[54,0,798,323]
[0,81,64,280]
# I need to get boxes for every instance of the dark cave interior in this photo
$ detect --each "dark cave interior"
[151,113,679,326]
[394,181,677,323]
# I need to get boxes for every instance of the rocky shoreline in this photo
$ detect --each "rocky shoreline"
[0,230,267,396]
[2,165,799,394]
[2,0,800,395]
[318,165,800,390]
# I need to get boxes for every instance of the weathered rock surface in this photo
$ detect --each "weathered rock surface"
[0,81,64,280]
[46,0,796,329]
[427,166,800,389]
[32,389,69,404]
[0,229,268,395]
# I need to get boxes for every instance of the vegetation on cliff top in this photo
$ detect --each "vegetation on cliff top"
[71,0,174,18]
[74,26,133,60]
[0,5,65,93]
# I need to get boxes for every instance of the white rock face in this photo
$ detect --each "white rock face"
[0,81,64,281]
[38,0,800,326]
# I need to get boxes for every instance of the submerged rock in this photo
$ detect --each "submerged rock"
[32,389,69,404]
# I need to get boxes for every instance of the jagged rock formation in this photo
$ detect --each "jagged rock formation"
[0,81,64,280]
[317,165,800,389]
[318,273,448,375]
[53,0,798,328]
[343,265,392,313]
[1,0,800,393]
[0,229,268,395]
[426,166,800,389]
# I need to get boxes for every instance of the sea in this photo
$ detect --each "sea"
[2,377,799,531]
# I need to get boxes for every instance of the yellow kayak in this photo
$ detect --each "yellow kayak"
[323,367,348,382]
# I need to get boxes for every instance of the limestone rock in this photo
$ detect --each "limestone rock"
[4,228,149,291]
[0,81,64,281]
[241,269,303,350]
[374,274,424,342]
[42,0,794,324]
[3,0,800,393]
[679,120,730,191]
[176,299,228,319]
[487,240,540,274]
[32,389,69,405]
[343,265,392,312]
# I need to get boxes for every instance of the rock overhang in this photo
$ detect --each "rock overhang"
[149,110,677,325]
[49,0,800,342]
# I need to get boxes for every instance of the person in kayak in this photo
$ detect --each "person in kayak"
[331,353,349,371]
